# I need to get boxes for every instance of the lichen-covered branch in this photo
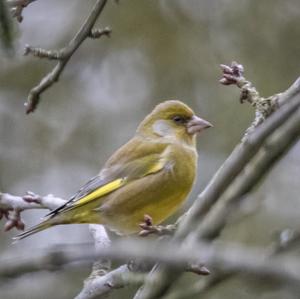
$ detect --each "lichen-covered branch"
[23,0,111,114]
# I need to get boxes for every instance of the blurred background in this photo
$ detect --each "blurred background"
[1,0,300,298]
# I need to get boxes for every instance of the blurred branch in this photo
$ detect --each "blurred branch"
[75,223,208,299]
[151,111,300,298]
[2,239,300,288]
[75,225,113,299]
[0,0,14,53]
[0,194,125,298]
[190,105,300,242]
[75,264,145,299]
[6,0,37,22]
[133,70,300,299]
[178,75,300,240]
[270,229,300,254]
[0,191,65,231]
[164,230,300,299]
[0,192,135,298]
[161,271,231,299]
[23,0,111,114]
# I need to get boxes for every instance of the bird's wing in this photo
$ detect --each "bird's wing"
[47,148,168,217]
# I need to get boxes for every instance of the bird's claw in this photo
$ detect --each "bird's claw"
[139,214,156,237]
[139,214,176,237]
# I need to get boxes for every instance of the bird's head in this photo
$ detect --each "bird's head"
[137,100,212,144]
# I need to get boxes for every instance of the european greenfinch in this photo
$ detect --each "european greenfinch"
[15,100,212,240]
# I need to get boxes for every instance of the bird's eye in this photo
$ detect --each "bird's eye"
[172,115,186,124]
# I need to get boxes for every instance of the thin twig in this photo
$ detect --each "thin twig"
[220,62,280,139]
[7,0,37,22]
[0,191,66,231]
[23,0,110,114]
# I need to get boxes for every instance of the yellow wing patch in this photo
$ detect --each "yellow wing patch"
[67,159,165,210]
[73,178,126,207]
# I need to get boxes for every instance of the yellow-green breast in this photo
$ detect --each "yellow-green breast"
[100,142,197,235]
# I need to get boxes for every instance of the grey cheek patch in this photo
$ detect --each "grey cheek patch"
[152,120,173,137]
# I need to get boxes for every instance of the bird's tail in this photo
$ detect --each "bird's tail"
[13,218,55,242]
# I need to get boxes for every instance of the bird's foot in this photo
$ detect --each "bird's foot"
[139,214,176,237]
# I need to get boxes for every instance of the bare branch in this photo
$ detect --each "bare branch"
[187,106,300,242]
[133,73,300,299]
[0,191,65,231]
[2,240,300,288]
[163,230,300,299]
[0,244,95,279]
[75,225,113,299]
[2,64,300,299]
[220,61,280,138]
[23,0,110,114]
[24,45,63,60]
[88,26,111,39]
[7,0,37,22]
[75,265,144,299]
[176,76,300,244]
[75,223,204,299]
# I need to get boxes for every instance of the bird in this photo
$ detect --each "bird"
[15,100,212,240]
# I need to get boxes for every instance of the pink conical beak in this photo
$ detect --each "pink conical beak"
[187,115,213,135]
